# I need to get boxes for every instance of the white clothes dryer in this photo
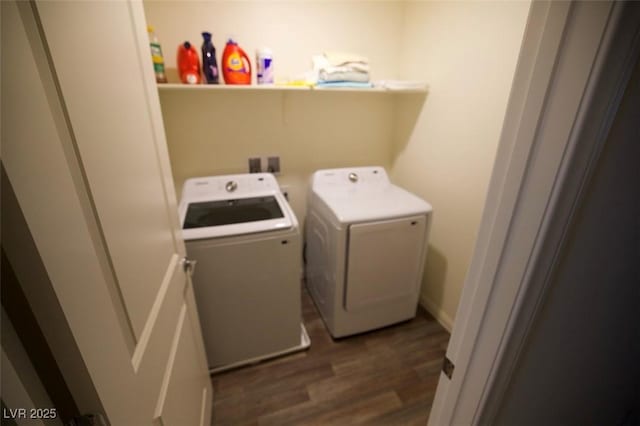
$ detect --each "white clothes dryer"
[179,173,309,372]
[305,166,432,338]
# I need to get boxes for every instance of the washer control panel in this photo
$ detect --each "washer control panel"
[182,173,280,200]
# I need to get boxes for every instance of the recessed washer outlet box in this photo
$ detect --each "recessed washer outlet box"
[249,157,262,173]
[267,156,280,174]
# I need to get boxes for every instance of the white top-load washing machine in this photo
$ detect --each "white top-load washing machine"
[305,166,433,338]
[179,173,309,373]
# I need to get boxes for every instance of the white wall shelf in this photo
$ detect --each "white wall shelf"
[157,83,428,94]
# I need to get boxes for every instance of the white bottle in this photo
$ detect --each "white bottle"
[256,48,274,84]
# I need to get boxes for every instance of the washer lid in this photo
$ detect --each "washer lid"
[179,173,294,240]
[315,184,432,224]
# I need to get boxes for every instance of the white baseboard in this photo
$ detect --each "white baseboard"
[419,295,454,333]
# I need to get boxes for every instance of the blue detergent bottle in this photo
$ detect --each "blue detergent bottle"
[201,32,219,84]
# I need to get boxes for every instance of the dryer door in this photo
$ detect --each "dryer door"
[345,215,426,312]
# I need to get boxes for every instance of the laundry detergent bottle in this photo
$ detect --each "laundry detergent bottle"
[147,25,167,83]
[222,39,251,85]
[177,41,201,84]
[201,32,219,84]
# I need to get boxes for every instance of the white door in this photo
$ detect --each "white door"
[2,1,212,425]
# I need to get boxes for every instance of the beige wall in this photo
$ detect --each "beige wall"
[158,89,400,220]
[390,1,530,329]
[147,0,409,220]
[145,0,529,330]
[143,1,405,83]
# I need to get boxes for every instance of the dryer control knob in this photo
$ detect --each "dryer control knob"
[225,181,238,192]
[348,173,358,183]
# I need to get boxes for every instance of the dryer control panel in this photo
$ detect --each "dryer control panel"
[312,166,390,190]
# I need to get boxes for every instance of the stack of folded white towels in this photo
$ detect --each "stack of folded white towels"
[313,52,370,86]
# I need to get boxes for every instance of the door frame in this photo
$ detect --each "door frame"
[428,1,640,424]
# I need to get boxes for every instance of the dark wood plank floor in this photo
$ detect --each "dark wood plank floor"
[211,286,450,425]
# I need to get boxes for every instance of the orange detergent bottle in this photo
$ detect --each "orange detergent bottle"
[177,41,201,84]
[222,39,251,84]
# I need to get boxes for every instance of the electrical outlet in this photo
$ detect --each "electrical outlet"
[267,156,280,174]
[249,157,262,173]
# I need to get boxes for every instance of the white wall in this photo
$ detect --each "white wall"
[390,1,530,329]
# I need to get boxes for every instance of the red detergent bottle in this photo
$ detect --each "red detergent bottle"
[222,39,251,85]
[177,41,201,84]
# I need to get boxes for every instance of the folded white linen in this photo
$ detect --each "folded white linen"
[318,69,370,83]
[324,51,369,67]
[313,54,370,83]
